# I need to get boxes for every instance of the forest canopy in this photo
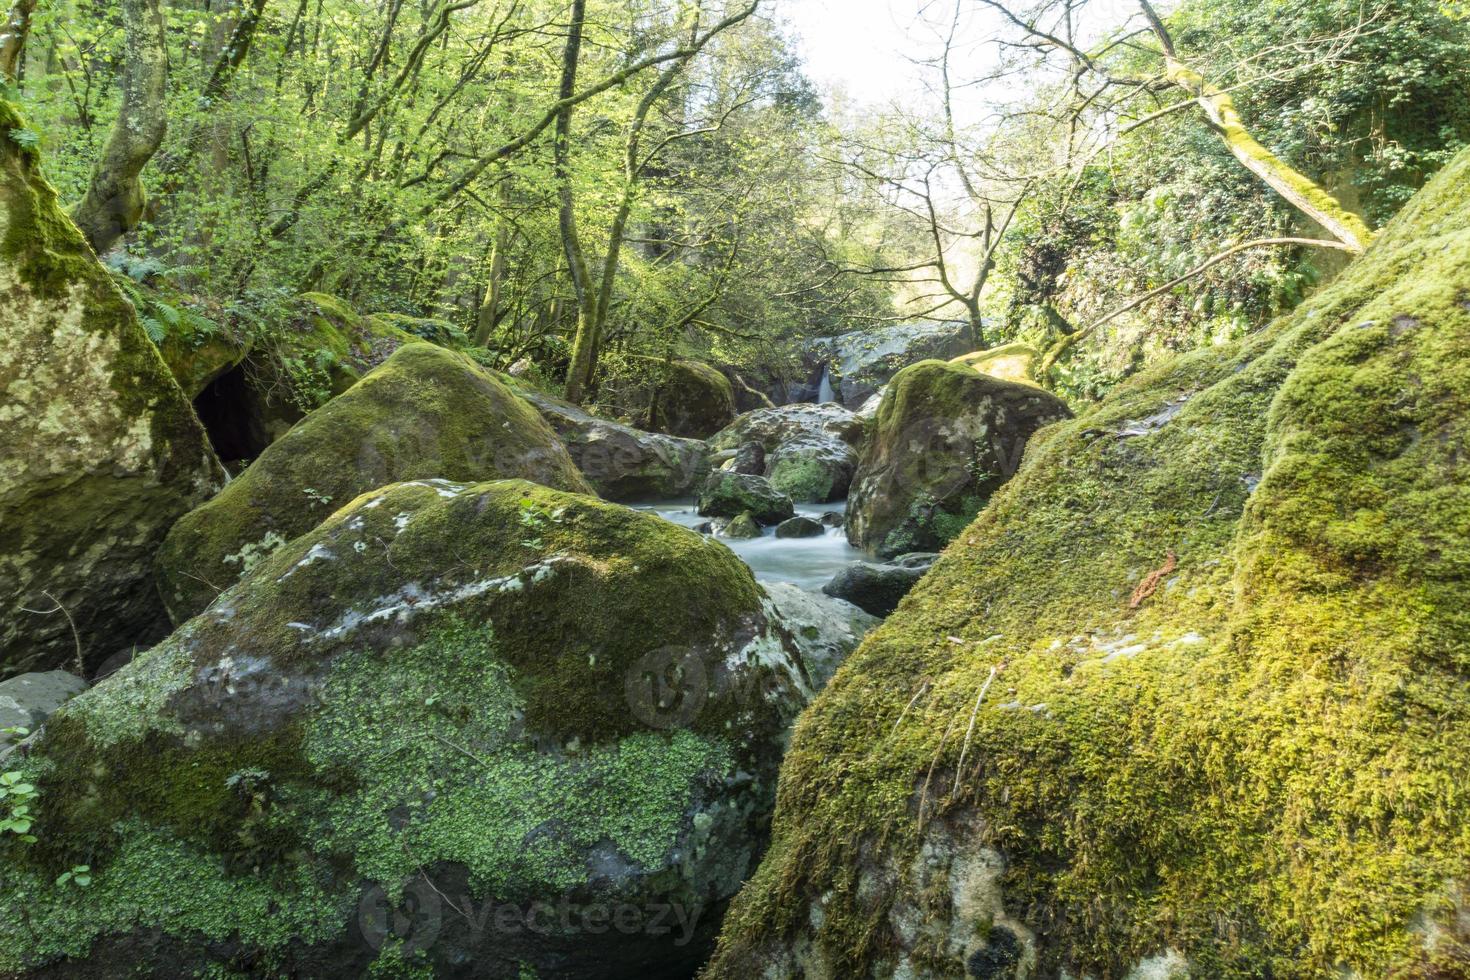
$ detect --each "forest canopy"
[5,0,1469,404]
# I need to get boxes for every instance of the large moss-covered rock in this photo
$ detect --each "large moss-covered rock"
[647,359,737,439]
[0,479,810,977]
[521,390,709,501]
[706,146,1470,978]
[0,104,222,677]
[710,403,864,504]
[846,361,1071,558]
[112,277,251,399]
[157,343,591,622]
[949,342,1042,386]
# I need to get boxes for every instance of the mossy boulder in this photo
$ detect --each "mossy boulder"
[707,146,1470,978]
[0,102,223,677]
[157,343,592,622]
[846,360,1071,558]
[710,403,864,504]
[111,277,251,399]
[647,359,737,439]
[521,390,709,501]
[368,311,468,349]
[0,479,811,977]
[698,472,795,526]
[723,513,763,539]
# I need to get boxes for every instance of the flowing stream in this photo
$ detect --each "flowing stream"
[633,498,864,592]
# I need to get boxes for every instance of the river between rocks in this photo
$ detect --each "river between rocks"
[633,499,864,592]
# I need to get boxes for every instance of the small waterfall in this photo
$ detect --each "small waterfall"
[816,367,835,404]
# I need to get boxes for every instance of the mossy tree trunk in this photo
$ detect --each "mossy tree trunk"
[559,2,758,405]
[1138,0,1375,254]
[0,0,36,82]
[70,0,168,256]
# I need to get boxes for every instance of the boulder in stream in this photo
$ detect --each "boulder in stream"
[846,360,1070,558]
[698,472,795,525]
[821,553,937,617]
[775,516,824,539]
[710,403,863,504]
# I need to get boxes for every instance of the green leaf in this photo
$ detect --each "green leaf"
[7,128,40,150]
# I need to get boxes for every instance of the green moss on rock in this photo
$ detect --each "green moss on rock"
[0,99,222,676]
[647,360,737,439]
[706,145,1470,980]
[157,343,592,622]
[2,479,809,975]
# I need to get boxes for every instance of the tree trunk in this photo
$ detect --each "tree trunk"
[70,0,169,255]
[0,0,37,82]
[556,0,598,405]
[1138,0,1375,254]
[473,194,511,346]
[155,0,270,190]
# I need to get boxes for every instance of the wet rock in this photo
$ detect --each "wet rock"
[698,472,795,525]
[762,583,879,690]
[846,361,1070,558]
[775,516,824,539]
[809,321,975,408]
[0,670,88,744]
[709,403,862,503]
[821,554,938,617]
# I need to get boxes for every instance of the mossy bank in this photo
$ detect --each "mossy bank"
[705,145,1470,978]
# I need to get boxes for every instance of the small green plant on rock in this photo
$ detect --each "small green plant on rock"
[0,761,38,845]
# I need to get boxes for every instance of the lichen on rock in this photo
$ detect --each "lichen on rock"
[0,100,222,677]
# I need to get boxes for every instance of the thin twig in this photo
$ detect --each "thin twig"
[20,591,83,675]
[954,661,1007,784]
